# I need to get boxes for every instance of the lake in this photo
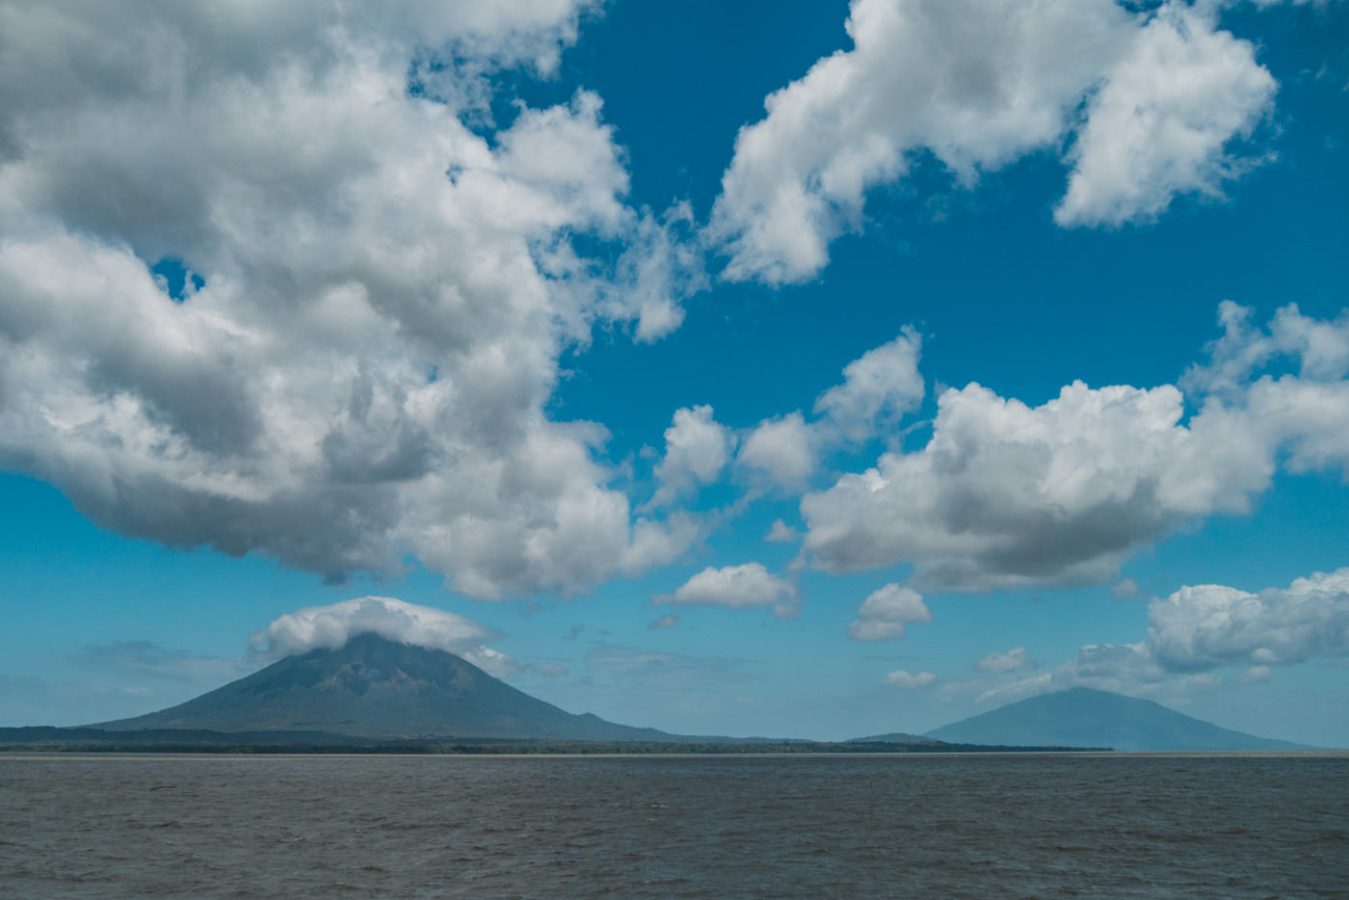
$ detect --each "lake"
[3,753,1347,897]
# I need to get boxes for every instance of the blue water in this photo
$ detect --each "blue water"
[3,753,1347,897]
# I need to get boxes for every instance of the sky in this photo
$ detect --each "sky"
[1,0,1347,745]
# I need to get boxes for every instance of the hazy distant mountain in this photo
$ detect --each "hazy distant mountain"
[926,687,1307,751]
[95,633,673,741]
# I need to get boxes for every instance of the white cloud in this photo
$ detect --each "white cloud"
[846,583,932,641]
[652,405,734,506]
[737,412,817,489]
[1184,301,1349,396]
[710,0,1275,284]
[764,519,800,543]
[648,614,681,631]
[885,669,937,689]
[249,596,511,676]
[976,647,1035,674]
[661,563,797,616]
[1056,3,1275,226]
[736,327,924,490]
[814,327,924,442]
[800,304,1349,593]
[967,566,1349,704]
[0,0,704,599]
[802,380,1267,591]
[1148,568,1349,671]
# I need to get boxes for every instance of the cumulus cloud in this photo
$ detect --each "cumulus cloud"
[1148,567,1349,671]
[976,647,1035,674]
[764,519,800,543]
[967,566,1349,704]
[651,405,734,506]
[801,304,1349,593]
[710,0,1275,283]
[0,0,702,600]
[249,596,511,676]
[803,381,1265,591]
[1055,3,1275,226]
[737,412,817,489]
[846,583,932,640]
[660,563,798,616]
[885,669,937,689]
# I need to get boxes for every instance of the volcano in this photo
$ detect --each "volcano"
[925,687,1307,751]
[95,632,673,741]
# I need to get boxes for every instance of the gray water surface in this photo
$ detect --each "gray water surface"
[3,753,1347,898]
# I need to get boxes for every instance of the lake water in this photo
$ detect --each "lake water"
[3,753,1347,898]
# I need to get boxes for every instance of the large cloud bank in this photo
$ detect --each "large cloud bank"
[0,0,699,598]
[711,0,1276,284]
[249,596,510,675]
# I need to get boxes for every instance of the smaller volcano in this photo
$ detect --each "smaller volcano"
[95,632,672,741]
[926,687,1307,751]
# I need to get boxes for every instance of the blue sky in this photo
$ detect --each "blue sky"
[1,0,1347,744]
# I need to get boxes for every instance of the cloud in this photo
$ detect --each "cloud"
[976,647,1035,674]
[736,327,924,490]
[964,566,1349,705]
[651,405,734,506]
[660,563,798,616]
[1183,301,1349,397]
[846,583,932,640]
[967,642,1177,707]
[1111,578,1141,599]
[584,643,754,687]
[764,519,800,543]
[801,304,1349,593]
[0,0,701,600]
[1055,3,1276,226]
[74,642,247,684]
[802,380,1263,591]
[737,412,817,489]
[710,0,1275,283]
[1148,567,1349,671]
[814,327,924,442]
[249,596,511,676]
[885,669,937,689]
[649,614,682,630]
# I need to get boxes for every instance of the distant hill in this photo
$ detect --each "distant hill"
[926,687,1307,751]
[94,633,675,741]
[846,732,944,746]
